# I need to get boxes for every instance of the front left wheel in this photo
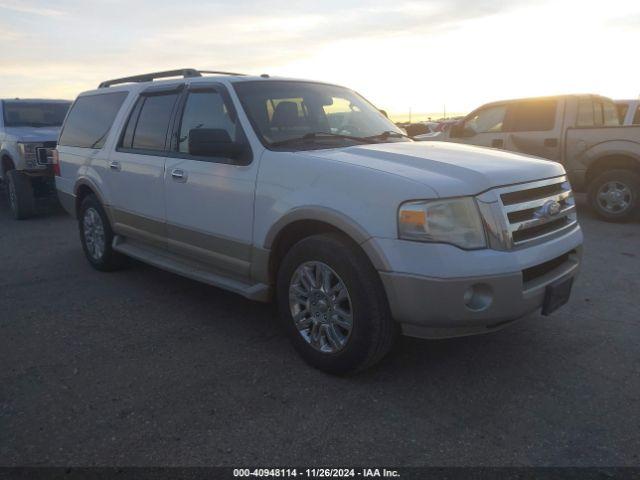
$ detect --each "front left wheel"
[276,233,397,375]
[78,194,128,271]
[6,170,35,220]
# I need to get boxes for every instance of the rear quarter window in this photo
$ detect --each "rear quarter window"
[617,103,629,124]
[601,100,620,126]
[59,92,128,148]
[577,97,594,127]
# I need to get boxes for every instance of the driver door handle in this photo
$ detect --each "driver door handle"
[109,161,121,171]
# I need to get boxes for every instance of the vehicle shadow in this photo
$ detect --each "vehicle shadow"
[0,183,585,388]
[126,254,555,392]
[0,184,68,220]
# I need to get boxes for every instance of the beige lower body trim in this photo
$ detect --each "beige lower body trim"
[113,236,270,302]
[110,208,262,282]
[111,208,166,249]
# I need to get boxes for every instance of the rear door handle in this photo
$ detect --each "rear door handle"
[109,161,121,171]
[544,138,558,147]
[171,168,187,182]
[492,139,503,148]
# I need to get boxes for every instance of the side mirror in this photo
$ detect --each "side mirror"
[449,122,463,138]
[188,128,242,158]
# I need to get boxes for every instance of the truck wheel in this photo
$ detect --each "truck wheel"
[588,169,640,222]
[78,194,128,271]
[277,233,397,375]
[6,170,35,220]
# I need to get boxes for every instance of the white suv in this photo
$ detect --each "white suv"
[55,69,583,374]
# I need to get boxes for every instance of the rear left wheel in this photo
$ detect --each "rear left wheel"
[79,194,128,271]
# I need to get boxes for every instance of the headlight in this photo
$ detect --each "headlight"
[18,142,42,169]
[398,197,487,249]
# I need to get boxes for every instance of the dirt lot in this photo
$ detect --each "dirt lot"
[1,194,638,466]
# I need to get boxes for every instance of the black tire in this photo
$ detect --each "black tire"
[587,169,640,222]
[277,233,397,375]
[6,170,35,220]
[78,194,128,271]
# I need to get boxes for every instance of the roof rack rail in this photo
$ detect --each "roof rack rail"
[98,68,247,88]
[198,70,247,77]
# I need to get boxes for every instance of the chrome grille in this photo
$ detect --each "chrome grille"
[477,176,578,250]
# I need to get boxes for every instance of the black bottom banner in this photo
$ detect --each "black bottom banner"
[0,467,639,480]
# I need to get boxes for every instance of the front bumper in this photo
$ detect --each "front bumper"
[369,227,583,339]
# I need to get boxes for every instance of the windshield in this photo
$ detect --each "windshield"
[2,101,71,128]
[233,81,408,149]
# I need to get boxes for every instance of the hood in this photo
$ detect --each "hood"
[3,126,62,143]
[304,141,565,197]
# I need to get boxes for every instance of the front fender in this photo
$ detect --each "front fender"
[263,205,371,249]
[0,145,22,171]
[73,176,112,222]
[260,204,392,273]
[253,150,437,273]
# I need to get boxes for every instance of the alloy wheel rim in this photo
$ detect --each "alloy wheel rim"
[289,261,353,354]
[597,181,632,213]
[83,207,106,260]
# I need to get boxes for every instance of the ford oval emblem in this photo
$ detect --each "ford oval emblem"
[537,200,562,218]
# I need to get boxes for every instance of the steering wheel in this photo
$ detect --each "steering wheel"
[338,124,364,136]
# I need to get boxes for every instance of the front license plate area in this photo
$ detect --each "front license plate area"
[541,277,574,316]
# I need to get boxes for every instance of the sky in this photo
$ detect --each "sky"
[1,0,639,121]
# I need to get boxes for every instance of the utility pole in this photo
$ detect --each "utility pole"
[409,107,412,124]
[443,104,446,119]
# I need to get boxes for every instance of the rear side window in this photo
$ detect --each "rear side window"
[59,92,127,148]
[601,100,620,126]
[506,100,556,132]
[578,97,620,128]
[577,97,594,127]
[617,103,629,123]
[120,93,179,151]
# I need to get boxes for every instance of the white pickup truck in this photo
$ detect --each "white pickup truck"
[55,69,583,374]
[1,99,71,219]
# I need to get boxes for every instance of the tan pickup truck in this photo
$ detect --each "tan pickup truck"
[443,94,640,221]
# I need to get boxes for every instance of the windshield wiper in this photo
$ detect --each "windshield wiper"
[364,130,412,141]
[270,132,375,147]
[22,122,59,128]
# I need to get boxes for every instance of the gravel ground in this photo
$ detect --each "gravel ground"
[0,193,638,467]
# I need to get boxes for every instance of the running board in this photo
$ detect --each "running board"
[112,236,270,302]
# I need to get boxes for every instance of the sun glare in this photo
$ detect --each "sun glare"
[0,0,638,119]
[277,1,640,120]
